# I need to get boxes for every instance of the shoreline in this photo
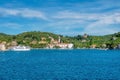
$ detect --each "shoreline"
[1,47,120,52]
[1,46,119,51]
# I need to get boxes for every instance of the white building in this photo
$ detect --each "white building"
[68,43,74,48]
[56,43,74,49]
[57,44,68,48]
[0,44,6,51]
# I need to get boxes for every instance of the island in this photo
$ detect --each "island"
[0,31,120,51]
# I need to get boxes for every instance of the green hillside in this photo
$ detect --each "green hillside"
[0,31,120,49]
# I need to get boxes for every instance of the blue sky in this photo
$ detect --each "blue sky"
[0,0,120,35]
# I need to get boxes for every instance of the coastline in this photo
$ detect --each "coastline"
[1,47,112,50]
[1,47,120,52]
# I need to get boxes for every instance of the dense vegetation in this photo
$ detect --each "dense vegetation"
[0,31,120,49]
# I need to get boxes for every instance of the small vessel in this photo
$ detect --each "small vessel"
[11,45,30,51]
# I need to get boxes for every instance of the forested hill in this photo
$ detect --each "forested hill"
[0,31,120,49]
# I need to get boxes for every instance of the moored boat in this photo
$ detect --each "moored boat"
[11,45,30,51]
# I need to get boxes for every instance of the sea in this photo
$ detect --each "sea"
[0,49,120,80]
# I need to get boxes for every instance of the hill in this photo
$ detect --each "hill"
[0,31,120,49]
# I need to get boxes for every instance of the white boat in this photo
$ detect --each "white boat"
[11,46,30,51]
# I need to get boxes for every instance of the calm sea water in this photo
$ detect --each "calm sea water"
[0,49,120,80]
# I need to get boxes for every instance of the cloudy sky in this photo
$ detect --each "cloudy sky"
[0,0,120,35]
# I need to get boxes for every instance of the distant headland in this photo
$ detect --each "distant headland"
[0,31,120,51]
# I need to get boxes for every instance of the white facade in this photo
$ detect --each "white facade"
[56,43,74,49]
[58,44,68,48]
[68,44,74,48]
[0,44,6,51]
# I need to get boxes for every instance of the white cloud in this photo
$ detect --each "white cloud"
[0,6,120,35]
[82,13,120,35]
[53,10,120,22]
[53,11,101,20]
[0,8,47,20]
[51,10,120,35]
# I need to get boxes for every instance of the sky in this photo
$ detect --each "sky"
[0,0,120,36]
